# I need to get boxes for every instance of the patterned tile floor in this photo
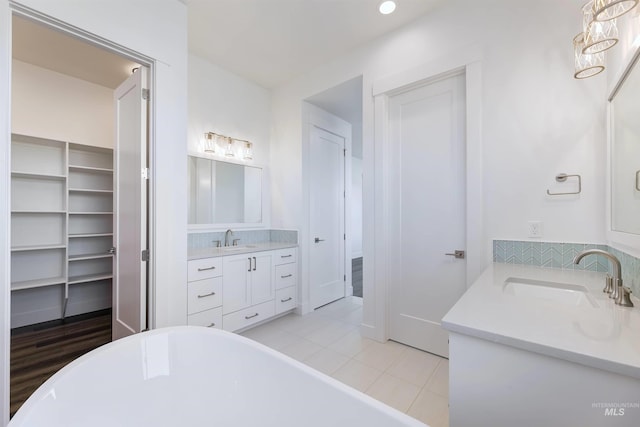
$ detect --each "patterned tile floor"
[241,297,449,427]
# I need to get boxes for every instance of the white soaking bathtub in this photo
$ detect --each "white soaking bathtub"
[10,326,427,427]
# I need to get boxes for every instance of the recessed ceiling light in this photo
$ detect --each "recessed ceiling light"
[379,1,396,15]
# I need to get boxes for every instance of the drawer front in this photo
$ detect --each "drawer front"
[275,263,296,290]
[222,300,275,332]
[188,257,223,281]
[275,286,296,314]
[187,307,222,329]
[274,247,297,265]
[187,277,223,315]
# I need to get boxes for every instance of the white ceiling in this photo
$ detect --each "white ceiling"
[12,1,445,90]
[187,0,446,88]
[12,15,140,89]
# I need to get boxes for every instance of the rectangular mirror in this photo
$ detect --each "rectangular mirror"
[611,51,640,235]
[188,155,262,225]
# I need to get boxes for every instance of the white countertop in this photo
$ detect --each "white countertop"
[442,263,640,379]
[188,242,297,260]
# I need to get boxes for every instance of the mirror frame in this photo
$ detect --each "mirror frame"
[187,151,268,232]
[606,42,640,255]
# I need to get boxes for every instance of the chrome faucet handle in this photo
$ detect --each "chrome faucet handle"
[603,274,613,294]
[616,286,634,308]
[212,240,221,248]
[233,239,241,246]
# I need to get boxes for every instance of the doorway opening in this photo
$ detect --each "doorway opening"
[9,13,150,416]
[305,76,363,306]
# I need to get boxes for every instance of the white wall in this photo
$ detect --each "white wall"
[188,53,271,229]
[1,1,187,422]
[270,0,607,338]
[12,59,114,148]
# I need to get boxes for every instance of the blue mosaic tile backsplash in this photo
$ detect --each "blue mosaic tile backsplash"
[188,229,298,249]
[493,240,640,296]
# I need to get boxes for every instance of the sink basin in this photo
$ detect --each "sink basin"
[503,277,598,308]
[220,245,257,252]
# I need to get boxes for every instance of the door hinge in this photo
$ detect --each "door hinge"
[343,148,346,156]
[344,274,346,281]
[142,88,150,100]
[142,249,149,262]
[142,168,149,180]
[344,234,346,240]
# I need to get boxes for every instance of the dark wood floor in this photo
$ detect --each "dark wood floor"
[352,257,363,298]
[10,311,111,417]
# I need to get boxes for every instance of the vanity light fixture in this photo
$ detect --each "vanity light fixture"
[224,136,235,157]
[574,33,605,78]
[583,1,619,54]
[592,0,639,21]
[379,1,396,15]
[241,140,253,160]
[203,132,216,153]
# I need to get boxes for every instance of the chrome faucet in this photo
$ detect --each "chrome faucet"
[573,249,633,307]
[224,229,234,247]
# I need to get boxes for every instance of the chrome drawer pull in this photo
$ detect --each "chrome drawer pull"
[281,254,292,258]
[197,266,216,272]
[280,274,293,279]
[245,313,259,320]
[280,297,293,303]
[207,322,216,328]
[197,291,216,299]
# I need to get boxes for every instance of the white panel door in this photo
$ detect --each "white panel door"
[309,126,345,309]
[388,73,466,357]
[113,68,148,340]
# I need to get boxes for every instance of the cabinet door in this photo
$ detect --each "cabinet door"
[250,252,274,305]
[222,255,251,314]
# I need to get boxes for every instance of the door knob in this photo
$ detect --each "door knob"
[445,250,465,259]
[314,237,325,243]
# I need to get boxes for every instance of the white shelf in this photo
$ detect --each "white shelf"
[12,244,66,252]
[11,171,66,180]
[11,210,66,214]
[11,277,66,291]
[69,233,113,239]
[68,273,113,285]
[69,165,113,174]
[69,212,113,215]
[68,253,113,262]
[69,188,113,194]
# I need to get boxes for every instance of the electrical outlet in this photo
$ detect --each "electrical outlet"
[528,221,542,238]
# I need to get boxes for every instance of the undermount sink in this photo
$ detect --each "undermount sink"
[220,245,257,251]
[503,277,598,308]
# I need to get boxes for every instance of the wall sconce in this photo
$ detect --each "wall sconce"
[203,132,216,153]
[593,0,639,21]
[574,33,605,78]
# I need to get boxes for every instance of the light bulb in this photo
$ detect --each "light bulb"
[379,1,396,15]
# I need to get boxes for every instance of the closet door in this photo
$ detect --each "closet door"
[112,67,149,340]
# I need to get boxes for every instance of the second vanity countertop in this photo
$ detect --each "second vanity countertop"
[188,242,298,260]
[442,263,640,379]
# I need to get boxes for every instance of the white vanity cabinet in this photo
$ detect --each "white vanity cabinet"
[274,247,297,314]
[187,257,223,329]
[189,246,297,333]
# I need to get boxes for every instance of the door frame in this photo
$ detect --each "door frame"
[300,102,352,314]
[365,48,484,342]
[2,5,156,418]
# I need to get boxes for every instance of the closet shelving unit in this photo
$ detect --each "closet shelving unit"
[10,134,114,327]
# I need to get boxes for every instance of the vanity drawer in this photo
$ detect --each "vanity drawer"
[275,286,296,314]
[188,257,222,281]
[275,263,296,290]
[222,300,275,332]
[274,247,297,265]
[187,307,222,329]
[187,277,223,315]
